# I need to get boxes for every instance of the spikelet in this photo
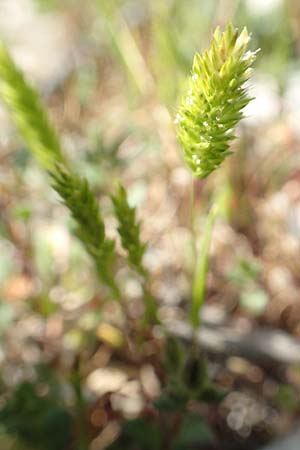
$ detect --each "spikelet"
[176,24,258,179]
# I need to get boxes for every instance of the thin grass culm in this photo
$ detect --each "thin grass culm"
[190,203,219,328]
[176,24,258,327]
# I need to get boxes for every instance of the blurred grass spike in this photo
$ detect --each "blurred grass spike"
[111,182,159,321]
[51,165,121,299]
[176,23,258,179]
[0,41,65,170]
[111,182,147,277]
[0,42,120,299]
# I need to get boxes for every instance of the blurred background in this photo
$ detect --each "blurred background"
[1,0,300,449]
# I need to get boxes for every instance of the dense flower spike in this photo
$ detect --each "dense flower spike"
[176,24,258,178]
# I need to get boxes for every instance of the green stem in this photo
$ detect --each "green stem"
[190,178,197,265]
[190,203,218,329]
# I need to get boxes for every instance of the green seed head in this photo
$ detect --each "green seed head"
[176,23,258,179]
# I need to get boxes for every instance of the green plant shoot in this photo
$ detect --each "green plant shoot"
[176,24,257,326]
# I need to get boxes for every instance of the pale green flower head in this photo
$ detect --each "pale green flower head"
[176,23,258,179]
